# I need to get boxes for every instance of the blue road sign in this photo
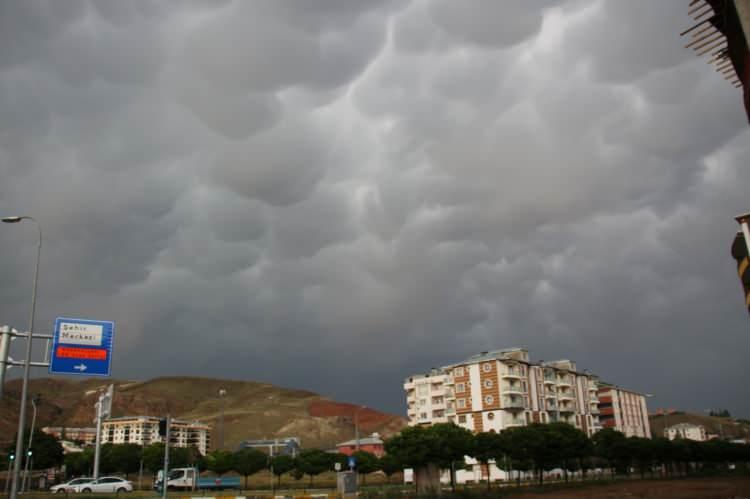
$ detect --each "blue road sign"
[348,456,356,469]
[49,317,115,376]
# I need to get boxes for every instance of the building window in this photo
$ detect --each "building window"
[458,415,467,423]
[487,412,495,420]
[457,398,466,409]
[482,363,493,373]
[419,399,426,406]
[485,395,494,405]
[417,384,429,396]
[454,366,464,377]
[456,382,466,393]
[484,379,493,389]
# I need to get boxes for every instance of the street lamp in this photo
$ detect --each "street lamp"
[3,216,41,499]
[353,406,366,452]
[22,394,41,492]
[218,389,227,449]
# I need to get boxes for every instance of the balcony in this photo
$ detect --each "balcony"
[503,384,524,394]
[543,377,557,385]
[504,419,525,428]
[557,393,575,401]
[501,370,523,380]
[556,378,572,387]
[502,398,526,410]
[559,403,575,413]
[590,407,600,415]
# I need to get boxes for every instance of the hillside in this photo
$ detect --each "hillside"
[649,411,750,440]
[0,376,406,450]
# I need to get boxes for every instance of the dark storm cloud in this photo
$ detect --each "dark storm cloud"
[1,0,748,417]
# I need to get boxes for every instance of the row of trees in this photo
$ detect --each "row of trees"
[384,423,750,492]
[61,443,394,489]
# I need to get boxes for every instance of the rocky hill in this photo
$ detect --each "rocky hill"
[0,376,406,450]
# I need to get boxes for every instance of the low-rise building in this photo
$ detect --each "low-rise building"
[238,437,300,456]
[665,423,707,442]
[42,427,97,446]
[597,383,651,438]
[101,416,211,455]
[336,433,385,457]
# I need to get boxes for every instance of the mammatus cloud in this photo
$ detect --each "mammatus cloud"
[0,0,748,416]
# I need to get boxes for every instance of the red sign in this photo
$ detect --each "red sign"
[56,346,107,360]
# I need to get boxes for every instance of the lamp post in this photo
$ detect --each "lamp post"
[353,406,366,452]
[218,389,227,449]
[22,394,40,492]
[3,216,41,499]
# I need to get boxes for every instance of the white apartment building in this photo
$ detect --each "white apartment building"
[664,423,707,442]
[597,383,651,438]
[404,368,451,426]
[101,416,211,455]
[404,348,602,437]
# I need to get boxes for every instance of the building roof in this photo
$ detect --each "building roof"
[597,382,650,397]
[336,435,384,447]
[666,423,704,430]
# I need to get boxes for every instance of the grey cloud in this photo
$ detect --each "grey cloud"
[1,0,749,418]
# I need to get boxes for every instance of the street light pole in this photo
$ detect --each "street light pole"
[218,389,226,449]
[3,216,41,499]
[22,395,40,492]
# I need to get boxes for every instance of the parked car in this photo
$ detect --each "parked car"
[72,477,133,493]
[50,478,94,493]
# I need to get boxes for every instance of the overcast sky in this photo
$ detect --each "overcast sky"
[1,0,749,417]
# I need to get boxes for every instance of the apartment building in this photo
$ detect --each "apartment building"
[404,348,602,437]
[664,423,707,442]
[42,426,97,445]
[404,368,451,426]
[597,383,651,438]
[101,416,211,455]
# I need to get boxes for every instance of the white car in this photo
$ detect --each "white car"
[74,477,133,493]
[50,478,94,493]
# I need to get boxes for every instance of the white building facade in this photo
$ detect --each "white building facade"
[597,384,651,438]
[404,348,602,437]
[101,416,211,455]
[665,423,707,442]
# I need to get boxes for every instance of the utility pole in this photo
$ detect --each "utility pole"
[218,389,226,449]
[162,414,171,499]
[93,385,113,480]
[21,395,40,492]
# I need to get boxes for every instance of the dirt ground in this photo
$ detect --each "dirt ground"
[510,477,750,499]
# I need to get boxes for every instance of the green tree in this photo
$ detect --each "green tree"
[170,447,192,469]
[64,449,93,477]
[592,428,627,478]
[11,430,64,470]
[428,423,474,491]
[499,427,534,487]
[626,437,655,479]
[232,448,268,489]
[472,432,505,490]
[351,450,379,484]
[142,443,165,473]
[295,449,333,487]
[269,454,295,487]
[106,444,142,478]
[378,453,402,484]
[547,422,591,482]
[509,423,562,486]
[205,450,235,475]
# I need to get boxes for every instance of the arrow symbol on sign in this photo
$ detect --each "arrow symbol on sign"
[74,363,87,372]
